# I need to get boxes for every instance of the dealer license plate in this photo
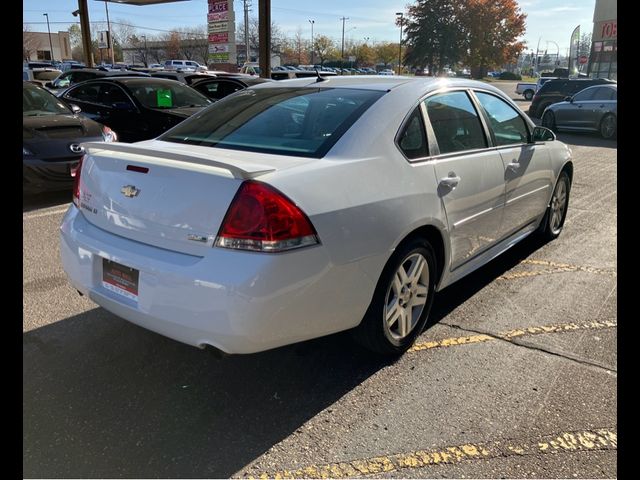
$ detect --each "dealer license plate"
[102,258,139,302]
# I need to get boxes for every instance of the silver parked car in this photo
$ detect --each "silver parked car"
[60,77,573,356]
[541,84,617,139]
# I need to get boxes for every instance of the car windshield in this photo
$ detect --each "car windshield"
[160,87,385,158]
[23,83,71,116]
[127,81,212,109]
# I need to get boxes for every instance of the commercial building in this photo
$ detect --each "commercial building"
[23,31,72,62]
[588,0,617,80]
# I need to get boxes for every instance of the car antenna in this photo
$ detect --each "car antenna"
[314,67,327,82]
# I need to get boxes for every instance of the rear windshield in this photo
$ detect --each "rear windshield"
[160,87,385,158]
[127,80,212,109]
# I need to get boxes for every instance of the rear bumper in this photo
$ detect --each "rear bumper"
[59,206,374,354]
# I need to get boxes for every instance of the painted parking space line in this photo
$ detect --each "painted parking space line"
[409,320,616,353]
[250,428,616,479]
[497,259,616,281]
[23,206,70,220]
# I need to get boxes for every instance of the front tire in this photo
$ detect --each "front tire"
[541,110,557,132]
[524,90,534,101]
[353,238,437,355]
[538,171,571,241]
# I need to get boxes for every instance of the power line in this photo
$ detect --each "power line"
[24,21,208,37]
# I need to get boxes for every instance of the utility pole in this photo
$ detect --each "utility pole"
[534,36,541,75]
[104,1,114,66]
[308,19,314,65]
[77,0,93,67]
[43,13,55,62]
[340,16,349,66]
[243,0,250,62]
[396,12,403,75]
[258,0,271,78]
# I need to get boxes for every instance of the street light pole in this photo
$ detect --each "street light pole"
[43,13,54,62]
[340,16,349,66]
[396,12,403,75]
[308,19,314,65]
[141,35,148,66]
[546,40,560,66]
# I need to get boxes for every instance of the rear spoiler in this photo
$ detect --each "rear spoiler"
[81,142,276,179]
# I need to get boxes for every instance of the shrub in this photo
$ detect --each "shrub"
[499,71,522,80]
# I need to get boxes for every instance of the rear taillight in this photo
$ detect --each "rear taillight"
[72,155,84,207]
[215,181,319,252]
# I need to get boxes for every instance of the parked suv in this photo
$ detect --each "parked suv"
[528,78,616,118]
[164,60,206,72]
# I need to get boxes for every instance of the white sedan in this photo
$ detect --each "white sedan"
[60,76,573,355]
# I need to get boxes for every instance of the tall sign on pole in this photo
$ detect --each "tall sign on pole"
[208,0,236,72]
[568,25,580,75]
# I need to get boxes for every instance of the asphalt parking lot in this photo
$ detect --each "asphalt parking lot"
[23,81,617,478]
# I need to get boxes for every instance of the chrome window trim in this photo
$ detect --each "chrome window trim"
[469,89,533,146]
[421,87,492,158]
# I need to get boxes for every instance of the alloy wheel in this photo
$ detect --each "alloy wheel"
[384,253,430,341]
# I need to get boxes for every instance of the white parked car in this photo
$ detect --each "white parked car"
[378,69,395,76]
[60,77,573,355]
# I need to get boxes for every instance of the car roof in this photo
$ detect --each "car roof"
[85,76,185,86]
[248,75,502,95]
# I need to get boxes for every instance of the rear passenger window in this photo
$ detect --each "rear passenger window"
[397,107,428,159]
[65,83,100,103]
[573,88,596,101]
[592,87,615,101]
[424,91,487,155]
[474,92,529,146]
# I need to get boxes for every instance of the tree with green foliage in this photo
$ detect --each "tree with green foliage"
[313,35,337,66]
[376,42,399,69]
[403,0,466,75]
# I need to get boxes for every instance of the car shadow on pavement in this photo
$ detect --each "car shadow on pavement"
[426,233,549,327]
[555,131,617,149]
[23,307,389,478]
[23,190,71,212]
[23,235,553,478]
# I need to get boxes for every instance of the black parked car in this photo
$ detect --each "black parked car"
[44,68,150,95]
[23,82,116,194]
[150,71,215,85]
[190,75,272,100]
[528,78,615,118]
[59,77,212,143]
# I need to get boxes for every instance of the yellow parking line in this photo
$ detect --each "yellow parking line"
[497,259,616,280]
[251,429,616,479]
[409,320,616,352]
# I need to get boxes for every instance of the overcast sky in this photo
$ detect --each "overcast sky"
[23,0,596,54]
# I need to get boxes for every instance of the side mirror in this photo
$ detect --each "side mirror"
[564,96,573,102]
[532,126,556,142]
[70,104,81,114]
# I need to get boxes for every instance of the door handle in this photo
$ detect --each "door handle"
[507,162,521,171]
[439,173,460,189]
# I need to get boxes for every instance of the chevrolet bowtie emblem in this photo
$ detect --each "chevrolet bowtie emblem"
[121,185,140,198]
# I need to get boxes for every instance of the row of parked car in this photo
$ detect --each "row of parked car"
[526,78,617,139]
[22,66,277,193]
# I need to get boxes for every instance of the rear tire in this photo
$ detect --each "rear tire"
[352,238,436,355]
[524,90,534,101]
[599,114,616,139]
[541,110,557,132]
[537,171,571,241]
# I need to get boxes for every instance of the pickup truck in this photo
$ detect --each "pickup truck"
[515,82,537,100]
